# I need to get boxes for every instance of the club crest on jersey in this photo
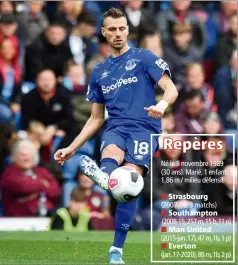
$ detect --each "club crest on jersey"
[125,59,138,71]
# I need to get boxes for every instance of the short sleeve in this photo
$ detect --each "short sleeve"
[86,68,104,103]
[142,50,171,85]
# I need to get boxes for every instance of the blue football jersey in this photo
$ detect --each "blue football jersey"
[86,47,171,133]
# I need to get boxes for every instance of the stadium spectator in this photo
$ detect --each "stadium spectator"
[202,112,223,135]
[156,0,206,53]
[220,165,237,214]
[17,1,49,46]
[213,1,238,33]
[213,12,237,70]
[175,90,207,134]
[51,171,110,230]
[63,60,86,93]
[62,60,92,129]
[21,69,78,150]
[86,34,110,79]
[191,6,219,80]
[201,149,236,215]
[121,0,156,46]
[1,139,61,216]
[0,1,15,13]
[83,1,103,35]
[0,38,22,124]
[50,187,92,231]
[69,11,97,65]
[176,63,217,111]
[213,49,237,130]
[0,123,17,175]
[17,121,64,181]
[163,22,203,84]
[55,0,84,33]
[161,111,175,134]
[0,12,25,68]
[75,170,110,218]
[139,30,163,57]
[24,22,72,81]
[144,135,202,214]
[17,120,46,150]
[0,13,20,58]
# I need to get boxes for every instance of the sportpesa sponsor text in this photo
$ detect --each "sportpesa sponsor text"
[102,77,138,94]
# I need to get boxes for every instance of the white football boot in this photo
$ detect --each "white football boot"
[79,155,109,190]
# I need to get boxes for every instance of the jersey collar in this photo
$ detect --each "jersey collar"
[108,47,132,64]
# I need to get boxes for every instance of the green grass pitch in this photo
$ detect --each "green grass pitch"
[0,231,236,264]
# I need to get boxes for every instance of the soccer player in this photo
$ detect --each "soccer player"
[54,8,178,264]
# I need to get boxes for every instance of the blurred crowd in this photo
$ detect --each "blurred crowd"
[0,1,237,230]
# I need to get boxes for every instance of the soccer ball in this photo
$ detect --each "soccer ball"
[108,166,144,202]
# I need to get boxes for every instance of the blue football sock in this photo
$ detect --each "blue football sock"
[100,158,119,176]
[113,200,137,249]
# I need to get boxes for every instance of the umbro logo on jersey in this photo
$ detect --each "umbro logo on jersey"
[102,77,138,94]
[135,155,143,160]
[101,71,109,79]
[121,224,130,230]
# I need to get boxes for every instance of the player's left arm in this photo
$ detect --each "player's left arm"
[142,50,178,118]
[144,74,178,118]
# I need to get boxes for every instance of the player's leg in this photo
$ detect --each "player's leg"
[92,143,128,264]
[79,130,125,190]
[79,131,127,263]
[109,162,143,262]
[111,127,158,254]
[100,143,125,177]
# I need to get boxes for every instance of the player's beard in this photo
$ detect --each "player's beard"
[108,39,126,51]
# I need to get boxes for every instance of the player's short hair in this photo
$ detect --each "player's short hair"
[103,7,127,25]
[173,22,192,34]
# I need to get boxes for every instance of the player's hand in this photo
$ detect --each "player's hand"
[54,146,75,165]
[144,105,162,118]
[144,100,168,118]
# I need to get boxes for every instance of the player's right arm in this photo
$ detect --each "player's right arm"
[54,103,105,165]
[54,66,105,165]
